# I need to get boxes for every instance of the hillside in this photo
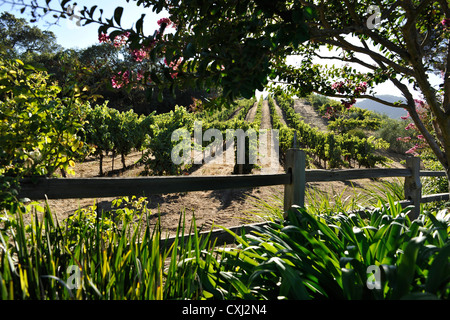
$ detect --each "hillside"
[355,95,407,119]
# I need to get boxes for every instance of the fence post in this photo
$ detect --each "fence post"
[283,149,306,219]
[404,157,422,220]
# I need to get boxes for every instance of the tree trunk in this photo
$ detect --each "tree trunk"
[99,153,103,176]
[112,151,115,172]
[121,153,126,169]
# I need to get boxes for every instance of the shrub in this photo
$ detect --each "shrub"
[0,197,221,300]
[141,106,195,175]
[375,118,414,154]
[0,57,88,208]
[1,193,448,300]
[217,201,450,300]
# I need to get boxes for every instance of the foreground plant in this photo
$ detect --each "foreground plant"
[1,194,449,300]
[0,198,223,300]
[216,200,450,300]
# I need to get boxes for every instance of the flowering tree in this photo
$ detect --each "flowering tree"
[270,1,450,192]
[5,0,450,192]
[4,0,314,103]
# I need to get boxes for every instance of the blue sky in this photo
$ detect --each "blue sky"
[0,0,165,49]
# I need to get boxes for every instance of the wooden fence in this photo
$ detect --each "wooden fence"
[18,148,449,247]
[19,148,448,218]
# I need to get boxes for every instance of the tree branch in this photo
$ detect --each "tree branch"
[401,3,445,121]
[268,79,407,108]
[319,37,415,77]
[310,52,378,71]
[443,42,450,114]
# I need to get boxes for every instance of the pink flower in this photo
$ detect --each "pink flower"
[341,97,356,109]
[111,75,122,89]
[417,135,425,141]
[405,144,419,156]
[331,81,345,93]
[397,136,412,142]
[164,57,183,78]
[405,123,416,130]
[131,48,148,62]
[441,18,450,28]
[157,17,173,28]
[353,81,368,96]
[136,70,145,81]
[414,99,426,108]
[111,70,130,89]
[113,32,130,47]
[98,33,110,43]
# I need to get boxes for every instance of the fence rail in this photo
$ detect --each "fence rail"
[19,173,291,200]
[19,149,448,222]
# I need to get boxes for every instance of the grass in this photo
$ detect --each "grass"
[0,200,224,300]
[1,188,449,300]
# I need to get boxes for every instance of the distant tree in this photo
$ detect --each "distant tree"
[0,12,60,59]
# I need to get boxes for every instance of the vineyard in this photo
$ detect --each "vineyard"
[79,92,391,177]
[0,56,408,234]
[2,0,450,302]
[2,56,449,302]
[27,89,402,235]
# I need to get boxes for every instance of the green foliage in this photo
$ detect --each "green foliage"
[311,97,383,135]
[421,158,449,196]
[305,185,368,216]
[141,106,194,175]
[0,197,222,300]
[375,117,415,154]
[13,1,315,103]
[275,92,388,168]
[0,12,60,60]
[83,103,151,175]
[0,57,87,207]
[267,95,296,158]
[216,203,450,300]
[1,191,449,300]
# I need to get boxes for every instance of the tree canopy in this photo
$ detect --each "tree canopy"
[3,0,450,190]
[0,11,61,59]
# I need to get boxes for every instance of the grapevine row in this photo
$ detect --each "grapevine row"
[83,103,152,175]
[274,92,389,168]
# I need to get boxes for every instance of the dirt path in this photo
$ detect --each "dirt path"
[293,99,328,131]
[245,101,258,122]
[260,100,272,129]
[254,100,285,174]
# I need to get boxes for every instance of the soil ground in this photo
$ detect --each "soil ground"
[34,99,407,237]
[293,99,329,131]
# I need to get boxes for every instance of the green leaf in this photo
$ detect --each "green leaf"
[392,236,426,299]
[109,30,124,42]
[341,268,362,300]
[304,6,317,19]
[425,243,450,295]
[136,14,145,35]
[113,7,124,26]
[184,43,196,59]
